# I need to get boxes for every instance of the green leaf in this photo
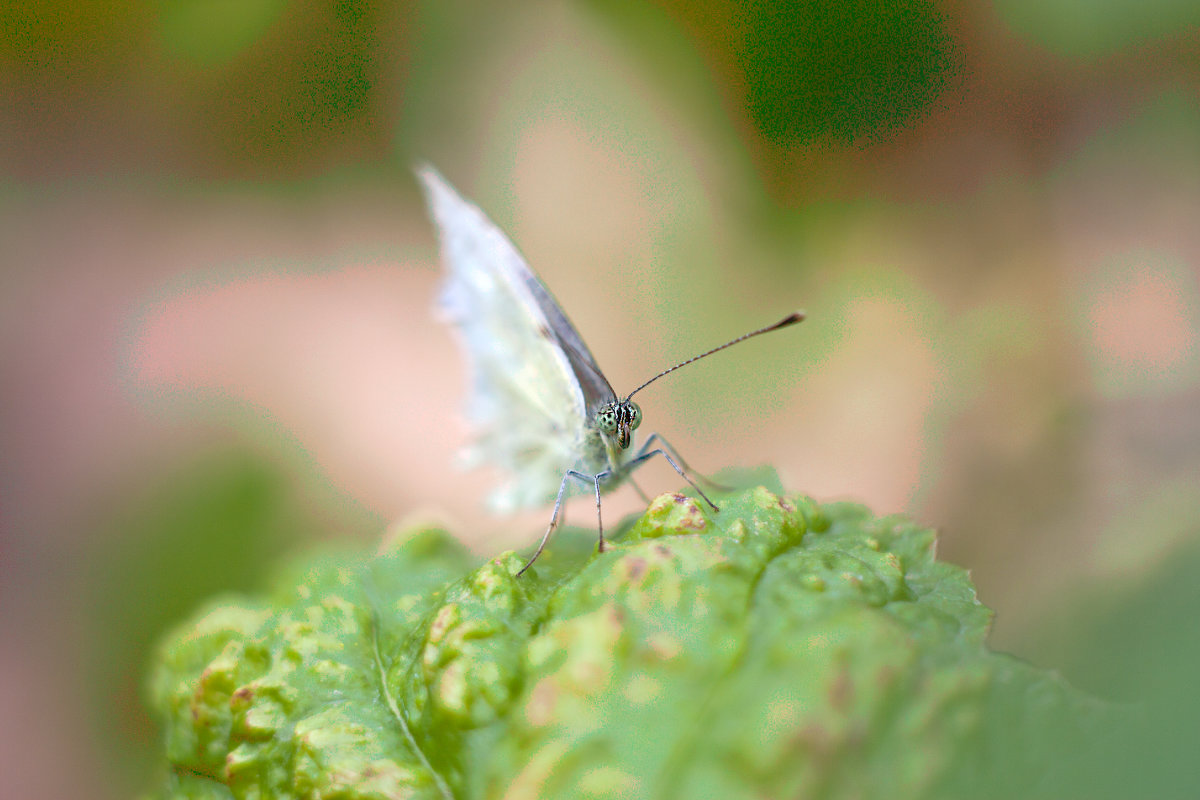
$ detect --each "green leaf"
[145,486,1106,799]
[158,0,286,68]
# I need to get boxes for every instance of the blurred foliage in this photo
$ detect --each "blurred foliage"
[589,0,958,176]
[994,0,1200,60]
[158,0,288,68]
[733,0,956,145]
[0,0,148,74]
[169,0,403,175]
[1022,534,1200,797]
[82,446,374,788]
[1055,88,1200,183]
[1,0,407,177]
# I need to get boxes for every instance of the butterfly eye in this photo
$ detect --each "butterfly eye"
[596,406,618,434]
[628,402,642,430]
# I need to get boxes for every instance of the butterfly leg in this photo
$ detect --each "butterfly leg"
[637,432,732,493]
[590,471,612,553]
[627,437,720,512]
[517,469,594,577]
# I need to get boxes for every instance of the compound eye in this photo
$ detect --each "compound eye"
[596,405,618,434]
[628,402,642,430]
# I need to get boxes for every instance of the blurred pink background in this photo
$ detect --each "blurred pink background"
[3,2,1199,797]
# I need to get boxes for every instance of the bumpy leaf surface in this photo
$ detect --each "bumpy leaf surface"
[146,486,1099,799]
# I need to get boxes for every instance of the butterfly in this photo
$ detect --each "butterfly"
[417,164,803,575]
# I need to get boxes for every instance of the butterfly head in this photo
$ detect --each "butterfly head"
[595,400,642,450]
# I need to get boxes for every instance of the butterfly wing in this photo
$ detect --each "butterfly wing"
[417,165,616,511]
[505,248,618,416]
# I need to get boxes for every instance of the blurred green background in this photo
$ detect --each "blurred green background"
[2,1,1198,797]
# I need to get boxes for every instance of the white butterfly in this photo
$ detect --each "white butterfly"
[417,164,802,574]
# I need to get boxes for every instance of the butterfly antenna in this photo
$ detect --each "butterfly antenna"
[625,311,805,401]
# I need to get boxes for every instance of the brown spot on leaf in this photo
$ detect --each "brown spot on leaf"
[876,663,900,690]
[525,679,557,727]
[829,669,854,712]
[607,605,627,627]
[624,557,647,581]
